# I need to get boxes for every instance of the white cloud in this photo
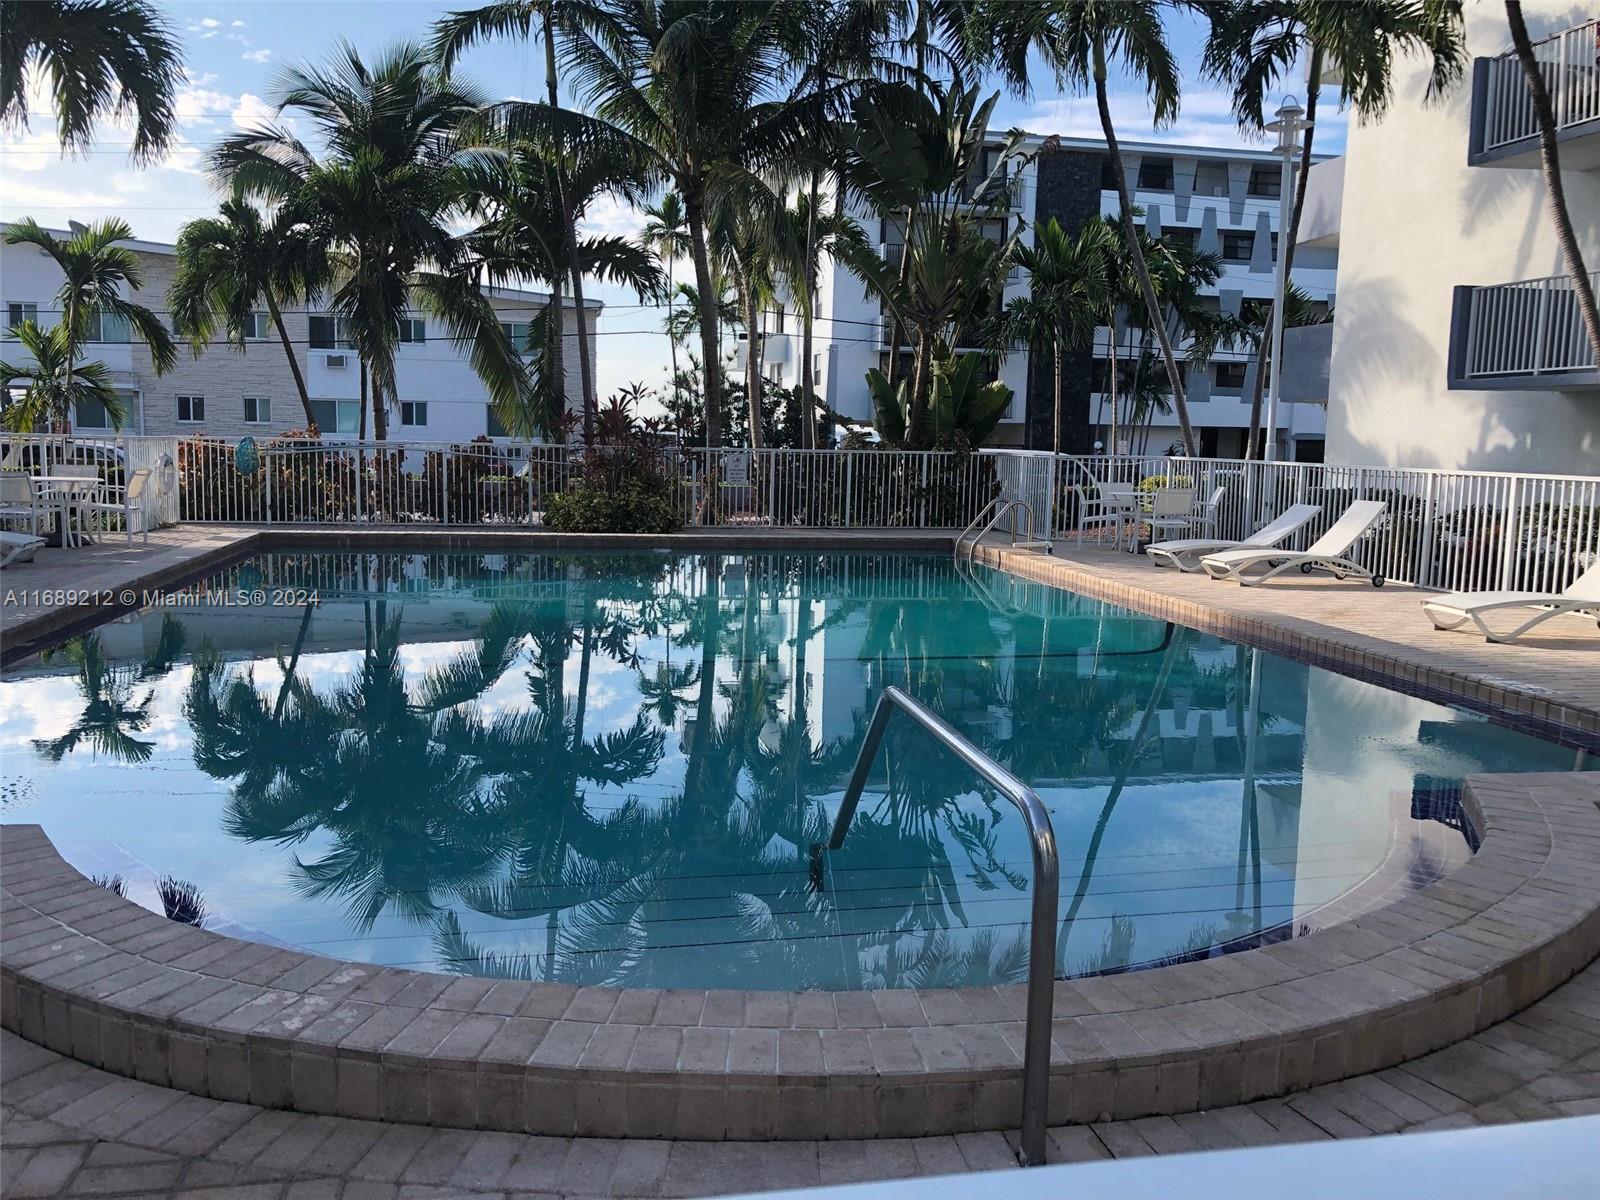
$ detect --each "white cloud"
[231,19,245,27]
[242,49,272,64]
[175,84,235,125]
[578,193,646,241]
[1021,88,1270,151]
[200,17,220,27]
[231,93,281,131]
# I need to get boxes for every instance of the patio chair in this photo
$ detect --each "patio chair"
[0,471,40,535]
[1146,502,1321,572]
[82,467,152,544]
[1200,500,1389,587]
[1142,487,1199,544]
[1420,558,1600,644]
[0,529,45,567]
[1192,486,1226,537]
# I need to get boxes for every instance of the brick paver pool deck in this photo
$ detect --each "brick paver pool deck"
[3,526,1597,1196]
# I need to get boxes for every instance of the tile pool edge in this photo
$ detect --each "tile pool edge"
[4,773,1597,1140]
[972,540,1600,754]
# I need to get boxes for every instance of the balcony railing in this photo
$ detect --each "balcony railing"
[1478,18,1600,155]
[1459,273,1600,381]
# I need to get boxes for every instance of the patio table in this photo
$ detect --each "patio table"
[30,475,103,549]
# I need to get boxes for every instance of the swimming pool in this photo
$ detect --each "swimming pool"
[1,549,1587,991]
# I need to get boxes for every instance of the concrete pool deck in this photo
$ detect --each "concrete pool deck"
[3,523,1599,1191]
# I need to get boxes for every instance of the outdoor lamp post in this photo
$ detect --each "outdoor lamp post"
[1263,97,1311,462]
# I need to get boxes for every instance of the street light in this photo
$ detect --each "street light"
[1263,96,1312,462]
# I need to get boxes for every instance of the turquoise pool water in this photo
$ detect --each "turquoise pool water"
[1,550,1587,990]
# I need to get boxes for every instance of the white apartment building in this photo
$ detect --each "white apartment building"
[754,135,1338,460]
[1313,5,1600,474]
[0,224,599,442]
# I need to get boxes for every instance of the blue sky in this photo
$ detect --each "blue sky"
[1,0,1344,399]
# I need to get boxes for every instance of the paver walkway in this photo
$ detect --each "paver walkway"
[3,952,1598,1200]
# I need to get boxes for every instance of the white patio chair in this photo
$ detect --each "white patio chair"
[1200,500,1389,587]
[1143,487,1200,544]
[0,529,45,567]
[0,471,41,535]
[1421,558,1600,644]
[1192,486,1226,537]
[1146,502,1322,572]
[82,467,153,544]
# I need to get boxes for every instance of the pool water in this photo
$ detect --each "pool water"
[1,550,1587,990]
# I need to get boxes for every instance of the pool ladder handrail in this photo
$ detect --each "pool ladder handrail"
[809,686,1059,1167]
[956,497,1052,560]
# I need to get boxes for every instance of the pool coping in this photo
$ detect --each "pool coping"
[5,772,1598,1140]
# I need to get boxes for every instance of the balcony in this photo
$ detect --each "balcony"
[1449,273,1600,390]
[1295,157,1343,250]
[1469,18,1600,169]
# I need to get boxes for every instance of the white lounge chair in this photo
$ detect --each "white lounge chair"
[1200,500,1389,587]
[0,529,45,568]
[1146,503,1321,573]
[1421,559,1600,644]
[0,471,41,534]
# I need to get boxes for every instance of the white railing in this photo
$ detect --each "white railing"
[0,432,182,527]
[2,432,1596,596]
[1465,273,1600,378]
[1481,18,1600,152]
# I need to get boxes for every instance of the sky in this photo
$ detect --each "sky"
[1,0,1346,402]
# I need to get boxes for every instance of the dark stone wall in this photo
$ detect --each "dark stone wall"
[1024,145,1104,453]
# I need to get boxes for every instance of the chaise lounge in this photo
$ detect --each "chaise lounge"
[1200,500,1389,587]
[1145,502,1321,572]
[1421,559,1600,644]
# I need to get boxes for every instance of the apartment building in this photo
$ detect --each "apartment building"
[1314,5,1600,474]
[754,135,1338,459]
[0,224,599,442]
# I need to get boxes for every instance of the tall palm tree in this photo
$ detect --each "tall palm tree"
[212,42,525,441]
[168,197,328,435]
[0,0,181,164]
[432,1,606,441]
[548,1,841,449]
[1203,0,1467,456]
[1504,1,1600,367]
[983,0,1199,455]
[993,217,1113,453]
[638,192,691,417]
[1,217,175,432]
[455,136,662,439]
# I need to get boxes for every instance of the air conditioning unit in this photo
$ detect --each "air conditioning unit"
[325,353,348,368]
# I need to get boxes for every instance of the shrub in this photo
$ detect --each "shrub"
[544,475,681,533]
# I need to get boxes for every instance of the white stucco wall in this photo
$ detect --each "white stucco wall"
[1324,3,1600,474]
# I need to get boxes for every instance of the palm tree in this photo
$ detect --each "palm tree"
[1503,1,1600,367]
[433,1,606,440]
[0,0,181,164]
[993,217,1113,453]
[212,42,525,442]
[1,217,175,432]
[455,136,662,439]
[983,1,1200,455]
[1,321,122,432]
[638,193,691,418]
[32,618,185,764]
[1203,0,1467,456]
[548,1,842,449]
[168,197,328,435]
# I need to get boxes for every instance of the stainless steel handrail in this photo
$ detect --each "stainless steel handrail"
[956,499,1051,560]
[812,686,1059,1167]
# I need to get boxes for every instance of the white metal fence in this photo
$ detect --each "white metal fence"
[2,433,1596,596]
[1464,273,1600,378]
[1481,17,1600,152]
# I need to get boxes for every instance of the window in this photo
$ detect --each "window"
[1162,227,1197,254]
[83,310,132,343]
[5,302,39,334]
[1240,299,1271,326]
[242,311,269,340]
[75,397,112,429]
[400,318,426,344]
[243,396,271,425]
[500,320,534,353]
[1248,165,1282,198]
[487,408,509,438]
[309,314,353,349]
[310,399,360,433]
[176,394,206,423]
[812,354,822,381]
[773,304,785,334]
[1221,231,1255,261]
[1137,157,1174,190]
[400,401,427,426]
[1214,362,1248,391]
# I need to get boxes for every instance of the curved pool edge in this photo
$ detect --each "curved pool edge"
[5,771,1597,1141]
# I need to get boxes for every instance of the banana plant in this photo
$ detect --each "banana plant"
[867,347,1013,448]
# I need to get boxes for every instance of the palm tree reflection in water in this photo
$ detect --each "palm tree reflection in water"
[159,551,1232,989]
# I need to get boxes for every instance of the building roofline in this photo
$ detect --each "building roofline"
[0,222,602,310]
[1010,131,1335,164]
